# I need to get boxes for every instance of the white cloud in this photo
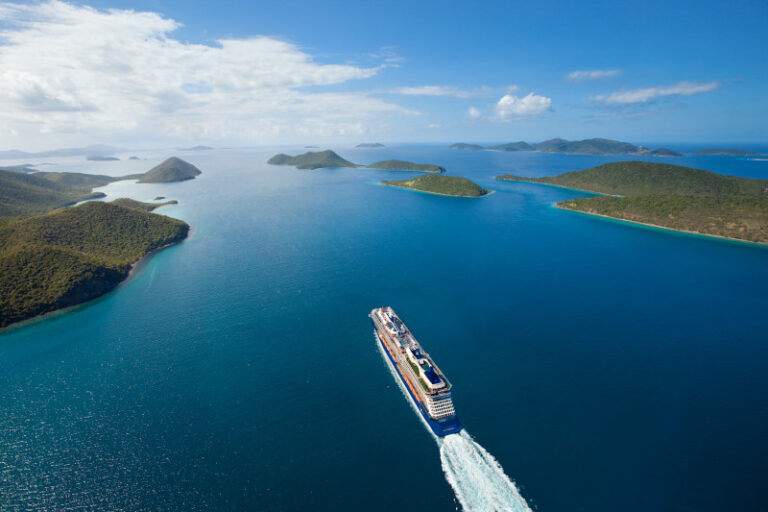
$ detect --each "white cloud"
[391,85,475,98]
[0,1,408,148]
[591,81,721,104]
[494,93,552,119]
[468,107,481,119]
[567,69,622,82]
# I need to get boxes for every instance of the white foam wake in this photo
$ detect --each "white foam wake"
[438,431,532,512]
[375,334,532,511]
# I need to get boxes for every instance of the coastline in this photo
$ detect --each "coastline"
[0,229,189,333]
[380,182,493,198]
[496,178,620,197]
[556,203,768,248]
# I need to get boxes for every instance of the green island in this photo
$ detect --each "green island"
[0,162,195,328]
[497,161,768,244]
[381,174,490,198]
[0,201,188,328]
[268,150,358,169]
[452,137,681,156]
[267,150,444,172]
[136,157,202,183]
[366,160,445,173]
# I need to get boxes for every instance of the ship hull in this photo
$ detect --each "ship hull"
[375,330,463,437]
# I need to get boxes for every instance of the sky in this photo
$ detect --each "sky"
[0,0,765,150]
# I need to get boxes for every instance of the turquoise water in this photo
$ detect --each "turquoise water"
[1,147,767,511]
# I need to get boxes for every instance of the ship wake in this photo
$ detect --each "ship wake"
[438,431,532,512]
[375,333,531,512]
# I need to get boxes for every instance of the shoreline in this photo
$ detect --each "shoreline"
[380,182,493,198]
[0,231,189,333]
[556,204,768,248]
[496,178,621,197]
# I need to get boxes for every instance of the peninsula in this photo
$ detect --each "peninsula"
[498,161,768,244]
[0,201,189,328]
[381,174,490,197]
[267,150,445,172]
[0,159,198,328]
[451,138,681,156]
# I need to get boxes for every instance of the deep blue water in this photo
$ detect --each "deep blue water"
[1,146,767,511]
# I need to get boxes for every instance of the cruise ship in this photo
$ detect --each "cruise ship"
[370,307,462,437]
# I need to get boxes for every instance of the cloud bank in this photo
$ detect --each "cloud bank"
[0,1,406,148]
[494,93,552,119]
[591,81,721,104]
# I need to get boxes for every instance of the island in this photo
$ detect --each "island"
[451,138,682,156]
[267,150,445,173]
[687,148,764,156]
[449,143,484,151]
[366,160,445,173]
[356,143,386,148]
[0,197,189,328]
[268,150,358,170]
[497,161,768,244]
[129,156,141,160]
[179,145,213,151]
[381,174,490,198]
[137,157,202,183]
[86,155,119,161]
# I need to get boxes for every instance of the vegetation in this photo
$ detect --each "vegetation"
[138,157,202,183]
[366,160,445,173]
[451,138,682,156]
[487,141,533,151]
[268,150,358,170]
[0,201,189,328]
[268,150,447,173]
[499,161,768,244]
[497,161,768,197]
[449,143,484,150]
[559,195,768,243]
[110,198,178,211]
[0,170,107,217]
[381,174,490,197]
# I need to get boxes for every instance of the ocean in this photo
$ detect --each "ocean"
[1,145,767,511]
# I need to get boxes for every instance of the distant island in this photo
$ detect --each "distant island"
[179,145,213,151]
[0,144,124,159]
[498,161,768,244]
[268,150,444,172]
[356,143,386,148]
[381,174,490,198]
[86,155,119,161]
[687,148,764,156]
[367,160,445,173]
[451,138,681,156]
[136,157,202,183]
[129,156,140,160]
[449,143,484,151]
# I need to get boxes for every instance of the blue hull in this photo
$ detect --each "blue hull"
[375,331,463,437]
